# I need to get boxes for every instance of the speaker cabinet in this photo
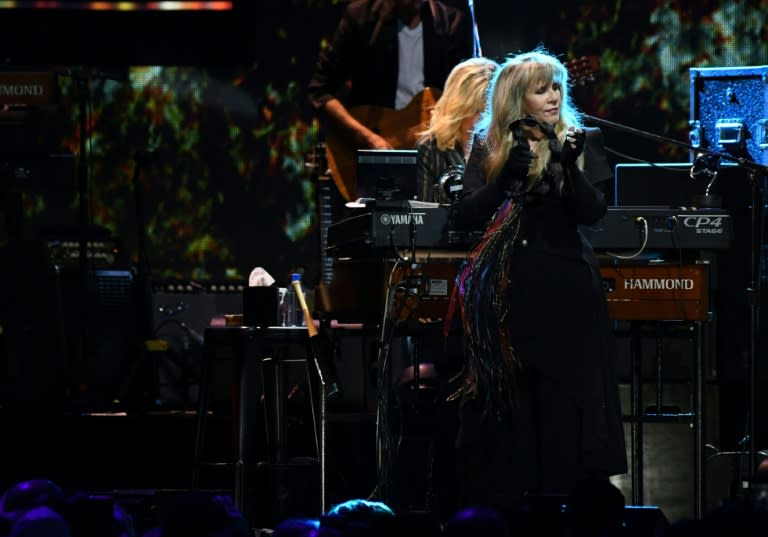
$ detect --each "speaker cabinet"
[613,382,721,524]
[0,240,140,410]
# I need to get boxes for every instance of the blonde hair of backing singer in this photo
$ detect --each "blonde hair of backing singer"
[418,56,499,152]
[479,49,584,184]
[291,280,318,338]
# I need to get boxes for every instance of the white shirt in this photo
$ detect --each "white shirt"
[395,21,424,110]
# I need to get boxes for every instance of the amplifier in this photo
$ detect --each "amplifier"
[45,238,121,267]
[152,281,245,337]
[600,263,709,321]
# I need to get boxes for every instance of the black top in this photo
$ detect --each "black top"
[458,127,612,264]
[307,0,475,110]
[415,135,465,203]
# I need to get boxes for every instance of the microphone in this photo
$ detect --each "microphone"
[509,115,548,143]
[291,274,341,398]
[509,119,528,146]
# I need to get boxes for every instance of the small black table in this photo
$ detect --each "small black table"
[191,325,312,512]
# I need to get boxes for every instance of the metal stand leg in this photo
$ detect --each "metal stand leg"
[191,327,252,514]
[192,334,213,490]
[694,321,705,519]
[234,334,248,513]
[302,350,325,513]
[630,321,644,506]
[319,383,327,513]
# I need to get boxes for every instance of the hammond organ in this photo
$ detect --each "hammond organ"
[599,263,709,321]
[582,206,732,321]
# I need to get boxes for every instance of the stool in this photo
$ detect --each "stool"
[191,325,316,513]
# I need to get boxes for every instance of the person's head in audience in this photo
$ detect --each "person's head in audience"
[318,498,396,537]
[149,491,249,537]
[0,479,66,524]
[272,517,319,536]
[442,505,510,537]
[565,478,627,536]
[8,505,71,537]
[58,492,135,537]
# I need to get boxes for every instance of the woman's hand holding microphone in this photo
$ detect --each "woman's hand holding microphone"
[561,126,585,166]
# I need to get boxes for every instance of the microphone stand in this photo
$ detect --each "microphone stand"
[466,0,482,58]
[74,70,92,408]
[583,113,768,175]
[583,113,768,513]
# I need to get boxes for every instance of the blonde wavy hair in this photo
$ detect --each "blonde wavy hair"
[478,49,583,184]
[418,56,499,151]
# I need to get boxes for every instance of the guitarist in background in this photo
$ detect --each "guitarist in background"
[307,0,476,202]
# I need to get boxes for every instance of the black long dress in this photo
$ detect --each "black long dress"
[453,128,627,511]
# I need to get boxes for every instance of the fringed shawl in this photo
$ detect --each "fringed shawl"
[447,197,523,420]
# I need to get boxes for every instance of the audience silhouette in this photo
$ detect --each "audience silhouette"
[565,478,628,537]
[442,505,510,537]
[271,516,320,536]
[141,491,249,537]
[9,474,768,536]
[7,506,71,537]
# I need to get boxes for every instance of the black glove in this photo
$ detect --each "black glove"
[497,140,534,192]
[561,128,585,166]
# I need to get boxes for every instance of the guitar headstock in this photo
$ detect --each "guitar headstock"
[566,55,600,86]
[305,141,330,179]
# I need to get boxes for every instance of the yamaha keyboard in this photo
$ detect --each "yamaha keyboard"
[580,206,733,251]
[327,202,480,256]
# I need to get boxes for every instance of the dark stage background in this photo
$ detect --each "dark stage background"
[1,0,767,525]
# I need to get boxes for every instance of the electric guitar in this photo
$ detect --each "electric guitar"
[324,55,600,202]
